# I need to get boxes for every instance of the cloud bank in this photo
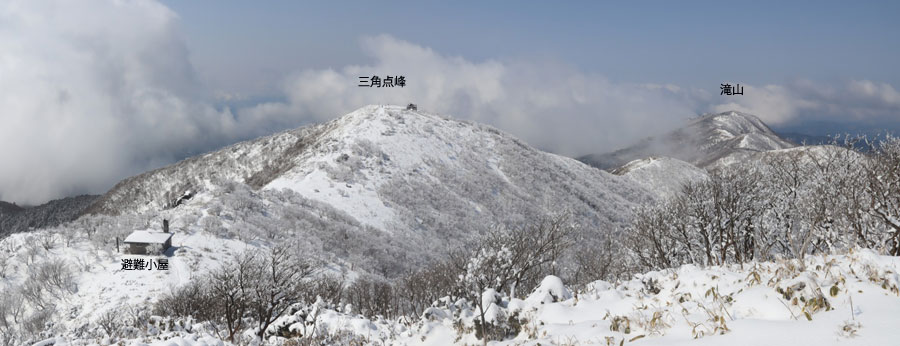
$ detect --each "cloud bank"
[0,0,242,204]
[711,80,900,126]
[1,1,899,205]
[243,34,711,155]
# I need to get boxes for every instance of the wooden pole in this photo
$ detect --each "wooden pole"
[116,237,120,253]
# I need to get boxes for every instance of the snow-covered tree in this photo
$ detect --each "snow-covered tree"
[866,136,900,255]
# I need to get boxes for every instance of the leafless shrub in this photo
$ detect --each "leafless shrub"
[23,240,41,265]
[865,136,900,255]
[16,259,77,315]
[21,308,53,339]
[290,329,372,346]
[399,257,464,316]
[0,328,20,346]
[154,279,214,320]
[619,136,900,273]
[0,238,17,254]
[62,230,77,247]
[37,259,78,295]
[38,232,57,251]
[206,251,256,341]
[0,290,15,331]
[95,309,121,338]
[571,235,626,285]
[2,291,24,327]
[0,254,10,278]
[19,277,47,310]
[463,214,575,298]
[625,204,682,270]
[248,245,313,339]
[83,224,96,240]
[450,215,575,344]
[154,244,315,342]
[302,273,346,307]
[344,275,398,319]
[0,292,25,346]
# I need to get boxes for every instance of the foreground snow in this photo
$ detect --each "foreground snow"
[24,249,900,345]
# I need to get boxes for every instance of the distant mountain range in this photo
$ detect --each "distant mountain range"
[6,108,878,247]
[578,111,796,170]
[7,108,863,244]
[0,195,97,238]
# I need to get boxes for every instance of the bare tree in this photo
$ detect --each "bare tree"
[19,278,47,311]
[400,257,463,316]
[38,232,56,251]
[248,245,313,339]
[345,275,398,319]
[37,259,77,295]
[297,273,345,310]
[866,137,900,255]
[153,279,213,320]
[157,245,317,341]
[208,252,257,342]
[458,215,574,344]
[95,309,121,338]
[0,254,10,279]
[571,235,623,284]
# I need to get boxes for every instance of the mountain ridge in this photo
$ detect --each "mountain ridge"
[72,105,652,277]
[0,194,97,238]
[578,110,795,170]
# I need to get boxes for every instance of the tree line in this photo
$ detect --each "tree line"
[625,137,900,272]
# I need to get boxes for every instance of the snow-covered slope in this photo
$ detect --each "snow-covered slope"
[2,106,897,346]
[612,156,709,201]
[82,105,650,273]
[579,111,795,170]
[379,249,899,346]
[0,106,653,344]
[708,144,868,170]
[16,239,899,345]
[1,104,659,344]
[405,250,900,346]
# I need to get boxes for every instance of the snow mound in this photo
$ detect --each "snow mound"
[526,275,573,304]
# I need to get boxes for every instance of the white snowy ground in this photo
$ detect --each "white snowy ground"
[395,249,900,346]
[16,242,899,346]
[0,228,255,345]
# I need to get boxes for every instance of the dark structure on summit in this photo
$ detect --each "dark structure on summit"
[406,103,417,111]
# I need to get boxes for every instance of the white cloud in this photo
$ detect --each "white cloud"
[242,34,708,156]
[710,84,820,124]
[709,80,900,125]
[0,0,240,204]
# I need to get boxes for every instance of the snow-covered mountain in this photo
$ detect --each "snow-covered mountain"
[82,104,651,274]
[579,111,795,170]
[0,104,663,344]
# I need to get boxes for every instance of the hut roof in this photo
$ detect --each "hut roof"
[124,230,172,244]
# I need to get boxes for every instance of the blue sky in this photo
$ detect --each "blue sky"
[162,1,900,98]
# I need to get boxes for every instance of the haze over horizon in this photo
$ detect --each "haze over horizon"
[1,0,899,205]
